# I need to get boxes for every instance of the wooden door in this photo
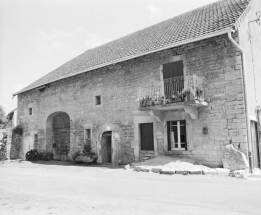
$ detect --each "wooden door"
[140,123,154,151]
[60,132,69,161]
[102,132,112,163]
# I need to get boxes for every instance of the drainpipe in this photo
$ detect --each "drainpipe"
[228,31,252,172]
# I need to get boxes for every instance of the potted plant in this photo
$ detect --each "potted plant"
[72,139,97,164]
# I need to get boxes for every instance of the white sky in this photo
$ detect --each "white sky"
[0,0,217,113]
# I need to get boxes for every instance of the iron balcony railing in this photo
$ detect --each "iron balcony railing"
[138,75,204,107]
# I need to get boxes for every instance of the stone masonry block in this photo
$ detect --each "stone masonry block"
[134,166,142,172]
[151,168,162,173]
[215,168,230,176]
[203,169,218,176]
[160,168,175,175]
[190,169,203,175]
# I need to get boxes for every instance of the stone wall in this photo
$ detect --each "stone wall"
[17,32,247,167]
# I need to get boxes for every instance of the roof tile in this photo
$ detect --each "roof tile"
[16,0,252,95]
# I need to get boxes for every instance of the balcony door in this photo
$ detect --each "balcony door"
[163,60,184,98]
[167,120,187,151]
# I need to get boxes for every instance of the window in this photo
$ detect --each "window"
[85,129,91,140]
[167,120,187,150]
[140,123,154,151]
[95,95,101,105]
[34,134,38,145]
[29,108,32,115]
[163,61,184,98]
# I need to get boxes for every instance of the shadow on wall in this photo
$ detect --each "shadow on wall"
[20,135,34,160]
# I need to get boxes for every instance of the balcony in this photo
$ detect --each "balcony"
[138,75,208,119]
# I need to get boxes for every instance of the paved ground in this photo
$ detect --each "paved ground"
[0,161,261,215]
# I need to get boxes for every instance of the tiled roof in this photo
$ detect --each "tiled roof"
[15,0,252,95]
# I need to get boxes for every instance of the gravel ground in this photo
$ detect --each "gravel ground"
[1,161,261,215]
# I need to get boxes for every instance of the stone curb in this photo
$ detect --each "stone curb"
[190,169,203,175]
[134,166,142,172]
[151,168,162,173]
[131,166,234,177]
[215,168,230,176]
[160,169,175,175]
[141,168,150,172]
[202,169,218,176]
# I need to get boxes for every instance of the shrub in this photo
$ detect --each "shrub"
[12,125,23,136]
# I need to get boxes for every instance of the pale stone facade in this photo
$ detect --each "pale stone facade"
[17,32,253,167]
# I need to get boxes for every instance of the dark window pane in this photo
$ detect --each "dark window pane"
[173,126,178,144]
[171,121,177,126]
[180,124,186,143]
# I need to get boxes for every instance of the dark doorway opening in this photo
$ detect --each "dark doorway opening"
[102,131,112,163]
[250,121,260,168]
[52,113,70,161]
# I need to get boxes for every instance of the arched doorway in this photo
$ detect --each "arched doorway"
[96,123,124,165]
[46,112,70,161]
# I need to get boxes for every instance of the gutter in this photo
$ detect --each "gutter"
[12,28,231,96]
[228,31,252,172]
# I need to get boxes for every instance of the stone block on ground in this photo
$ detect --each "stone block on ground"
[222,144,249,171]
[134,166,142,172]
[141,167,150,172]
[175,170,185,175]
[160,168,175,175]
[203,169,218,176]
[124,164,130,170]
[190,169,203,175]
[151,168,162,173]
[215,168,230,176]
[230,169,249,179]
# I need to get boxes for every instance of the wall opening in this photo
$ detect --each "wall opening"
[46,112,70,161]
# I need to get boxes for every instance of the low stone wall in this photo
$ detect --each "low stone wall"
[0,129,22,161]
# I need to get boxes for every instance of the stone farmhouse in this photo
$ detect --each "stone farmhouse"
[13,0,261,170]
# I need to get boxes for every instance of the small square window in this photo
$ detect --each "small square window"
[29,108,32,115]
[95,95,101,105]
